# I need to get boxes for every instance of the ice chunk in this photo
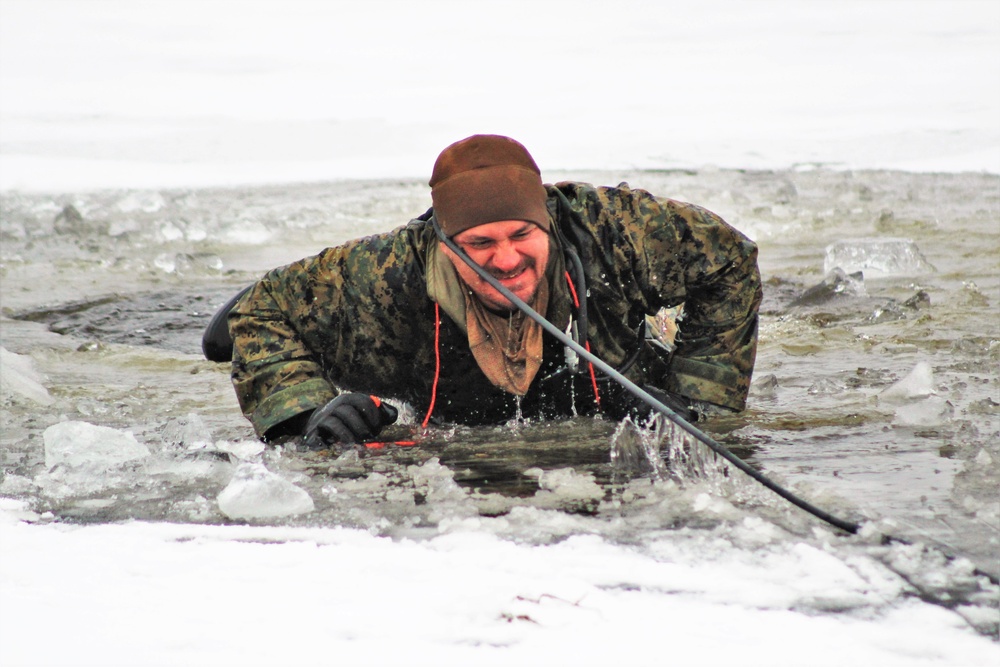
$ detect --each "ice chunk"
[153,251,225,275]
[0,347,54,406]
[692,491,737,516]
[790,268,867,306]
[185,224,207,242]
[43,421,150,470]
[808,378,844,395]
[408,457,468,504]
[525,467,604,507]
[116,191,165,213]
[215,439,266,462]
[880,361,936,403]
[160,413,213,450]
[893,396,953,427]
[824,238,934,278]
[158,221,184,242]
[405,458,477,523]
[222,220,272,245]
[0,473,35,496]
[217,463,314,520]
[750,374,779,400]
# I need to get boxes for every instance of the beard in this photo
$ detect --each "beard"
[439,233,552,315]
[475,259,543,313]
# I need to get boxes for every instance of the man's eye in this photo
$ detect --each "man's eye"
[465,240,491,250]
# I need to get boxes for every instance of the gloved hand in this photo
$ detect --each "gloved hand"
[617,385,697,424]
[644,385,697,423]
[302,393,399,449]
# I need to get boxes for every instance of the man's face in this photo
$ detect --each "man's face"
[441,219,550,312]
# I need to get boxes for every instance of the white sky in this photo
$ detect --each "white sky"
[1,0,998,190]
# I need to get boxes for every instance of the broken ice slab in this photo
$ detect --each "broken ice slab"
[749,374,779,400]
[879,361,936,403]
[824,238,935,278]
[43,421,150,470]
[790,267,868,306]
[216,462,314,520]
[893,396,954,427]
[0,347,54,406]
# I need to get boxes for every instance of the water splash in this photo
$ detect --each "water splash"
[609,415,769,507]
[609,416,670,481]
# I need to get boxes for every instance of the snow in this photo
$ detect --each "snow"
[2,1,999,664]
[1,499,996,667]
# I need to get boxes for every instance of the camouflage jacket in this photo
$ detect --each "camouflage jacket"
[230,181,762,438]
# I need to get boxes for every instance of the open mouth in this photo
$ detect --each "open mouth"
[494,274,532,296]
[497,272,525,286]
[491,263,529,283]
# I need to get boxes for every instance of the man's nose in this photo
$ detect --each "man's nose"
[490,241,522,272]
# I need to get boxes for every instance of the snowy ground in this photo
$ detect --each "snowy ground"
[1,1,999,665]
[1,497,995,667]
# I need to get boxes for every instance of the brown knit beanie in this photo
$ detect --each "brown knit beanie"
[429,135,550,237]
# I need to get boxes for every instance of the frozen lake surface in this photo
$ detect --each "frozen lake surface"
[2,168,998,665]
[1,1,999,665]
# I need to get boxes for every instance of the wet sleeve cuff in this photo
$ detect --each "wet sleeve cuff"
[250,377,336,438]
[665,356,746,412]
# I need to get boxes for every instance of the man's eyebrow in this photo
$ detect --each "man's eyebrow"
[460,222,535,244]
[503,222,535,238]
[461,233,494,243]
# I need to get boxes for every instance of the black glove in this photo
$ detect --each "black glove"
[302,394,399,449]
[614,384,697,424]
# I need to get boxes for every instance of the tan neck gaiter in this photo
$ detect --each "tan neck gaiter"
[464,280,548,396]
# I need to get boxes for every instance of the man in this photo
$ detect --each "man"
[228,135,761,448]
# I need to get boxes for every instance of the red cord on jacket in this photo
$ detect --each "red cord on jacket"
[421,303,442,429]
[564,271,601,406]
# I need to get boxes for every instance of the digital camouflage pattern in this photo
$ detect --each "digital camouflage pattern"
[230,181,762,438]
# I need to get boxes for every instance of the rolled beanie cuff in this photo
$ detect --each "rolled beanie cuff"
[432,164,550,236]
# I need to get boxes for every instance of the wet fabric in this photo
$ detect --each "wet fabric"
[464,286,547,397]
[230,181,762,438]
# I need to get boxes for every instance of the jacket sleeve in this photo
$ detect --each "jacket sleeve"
[228,226,432,438]
[617,186,762,411]
[229,257,338,439]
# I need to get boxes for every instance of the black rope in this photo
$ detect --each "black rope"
[433,219,861,534]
